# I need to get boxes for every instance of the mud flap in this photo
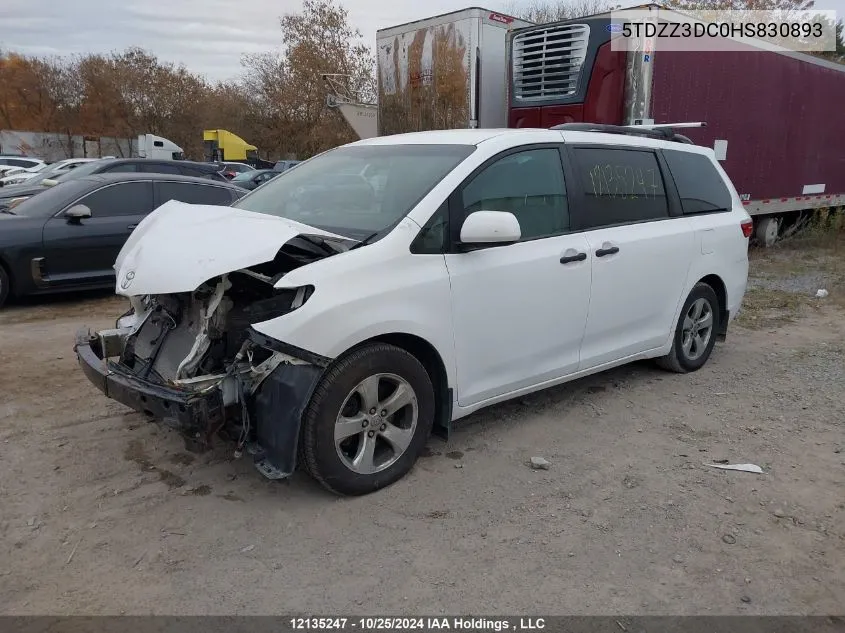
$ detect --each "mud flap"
[251,362,324,479]
[717,309,730,342]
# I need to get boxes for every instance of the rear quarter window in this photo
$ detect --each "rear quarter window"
[158,181,235,206]
[662,150,733,215]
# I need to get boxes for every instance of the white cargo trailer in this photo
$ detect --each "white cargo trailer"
[376,8,532,136]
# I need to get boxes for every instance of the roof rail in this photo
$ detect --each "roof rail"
[550,122,706,144]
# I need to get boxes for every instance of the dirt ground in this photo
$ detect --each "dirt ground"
[1,241,844,616]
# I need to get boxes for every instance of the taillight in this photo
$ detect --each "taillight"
[741,219,753,239]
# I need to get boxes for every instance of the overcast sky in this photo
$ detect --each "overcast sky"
[0,0,842,81]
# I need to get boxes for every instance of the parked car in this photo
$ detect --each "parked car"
[0,166,28,181]
[273,160,301,173]
[0,173,247,307]
[215,162,255,179]
[0,156,47,172]
[74,127,751,496]
[0,158,229,210]
[41,158,230,186]
[1,158,98,187]
[229,169,281,190]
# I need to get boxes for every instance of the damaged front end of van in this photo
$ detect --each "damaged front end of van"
[73,201,351,479]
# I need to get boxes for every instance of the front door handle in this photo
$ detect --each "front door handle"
[560,252,587,264]
[127,224,138,230]
[596,246,620,257]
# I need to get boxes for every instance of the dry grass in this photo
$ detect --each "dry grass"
[735,287,819,329]
[737,213,845,329]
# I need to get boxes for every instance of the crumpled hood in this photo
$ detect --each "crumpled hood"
[114,200,346,296]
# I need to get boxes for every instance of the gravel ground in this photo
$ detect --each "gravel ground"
[1,246,843,616]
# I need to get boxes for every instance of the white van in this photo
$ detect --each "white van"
[76,125,751,496]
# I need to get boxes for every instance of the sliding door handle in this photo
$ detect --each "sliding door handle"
[560,252,587,264]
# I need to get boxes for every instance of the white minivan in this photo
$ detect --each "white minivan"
[75,126,751,496]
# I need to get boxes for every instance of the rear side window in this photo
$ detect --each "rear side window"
[76,182,154,217]
[6,158,34,167]
[573,148,668,228]
[182,166,213,178]
[663,150,732,214]
[158,181,234,206]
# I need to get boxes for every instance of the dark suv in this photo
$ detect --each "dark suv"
[0,158,229,210]
[45,158,229,183]
[0,172,247,307]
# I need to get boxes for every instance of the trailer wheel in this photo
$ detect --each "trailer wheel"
[755,216,780,247]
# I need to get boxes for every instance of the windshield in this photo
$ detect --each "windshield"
[23,161,71,184]
[233,144,474,239]
[231,171,257,183]
[51,159,112,183]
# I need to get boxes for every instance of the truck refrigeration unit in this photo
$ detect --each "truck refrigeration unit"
[360,4,845,246]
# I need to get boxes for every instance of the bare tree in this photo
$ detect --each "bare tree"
[240,0,376,157]
[665,0,814,10]
[3,0,379,160]
[504,0,618,24]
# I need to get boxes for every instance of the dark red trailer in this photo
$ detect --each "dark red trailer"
[508,9,845,245]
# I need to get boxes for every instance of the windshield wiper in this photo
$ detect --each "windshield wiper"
[347,231,380,251]
[0,208,16,215]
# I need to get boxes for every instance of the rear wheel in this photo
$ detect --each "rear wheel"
[301,343,435,496]
[657,282,720,374]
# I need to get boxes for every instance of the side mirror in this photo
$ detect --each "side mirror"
[65,204,92,221]
[459,211,521,249]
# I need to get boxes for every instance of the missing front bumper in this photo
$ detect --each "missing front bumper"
[74,326,328,479]
[74,328,225,451]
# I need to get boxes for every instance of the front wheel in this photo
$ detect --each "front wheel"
[657,282,720,374]
[300,343,435,495]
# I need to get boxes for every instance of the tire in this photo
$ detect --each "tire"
[657,282,721,374]
[301,342,435,496]
[755,216,780,248]
[0,264,9,309]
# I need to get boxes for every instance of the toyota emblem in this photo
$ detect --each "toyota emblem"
[120,270,135,290]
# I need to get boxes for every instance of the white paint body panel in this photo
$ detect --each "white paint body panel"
[445,233,591,407]
[117,128,750,425]
[459,210,521,243]
[578,219,695,369]
[113,201,346,296]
